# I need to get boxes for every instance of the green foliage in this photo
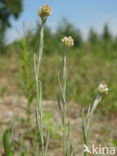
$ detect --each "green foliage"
[88,27,99,44]
[57,42,73,156]
[56,18,83,47]
[0,0,23,52]
[0,86,8,96]
[3,129,14,156]
[25,22,61,55]
[5,20,117,114]
[20,152,27,156]
[0,0,23,26]
[34,20,50,156]
[44,111,55,135]
[44,111,52,125]
[112,140,117,147]
[14,21,117,114]
[20,32,35,123]
[102,24,112,41]
[17,20,116,58]
[23,19,83,56]
[82,95,102,156]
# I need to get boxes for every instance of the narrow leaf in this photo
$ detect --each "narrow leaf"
[57,75,65,105]
[70,144,74,156]
[57,94,63,114]
[35,109,42,146]
[45,130,49,156]
[3,129,14,156]
[66,121,71,150]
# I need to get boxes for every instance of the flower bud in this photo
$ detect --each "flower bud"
[38,5,52,22]
[61,36,74,48]
[98,83,108,94]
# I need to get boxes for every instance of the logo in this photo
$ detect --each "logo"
[83,144,91,153]
[83,144,116,155]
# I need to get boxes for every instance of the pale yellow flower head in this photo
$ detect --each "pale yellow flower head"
[61,36,74,48]
[38,5,52,21]
[98,83,108,94]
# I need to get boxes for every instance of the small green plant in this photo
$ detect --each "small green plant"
[0,86,8,96]
[20,152,27,156]
[57,36,74,156]
[44,111,54,135]
[82,83,108,156]
[20,28,35,124]
[3,129,28,156]
[112,140,117,147]
[34,4,52,156]
[3,129,14,156]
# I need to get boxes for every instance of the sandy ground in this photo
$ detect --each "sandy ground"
[0,95,117,156]
[0,55,117,155]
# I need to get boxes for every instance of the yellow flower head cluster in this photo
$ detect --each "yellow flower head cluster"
[98,83,108,94]
[38,5,52,19]
[61,36,74,48]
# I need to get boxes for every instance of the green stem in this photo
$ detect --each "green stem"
[35,22,45,156]
[21,36,32,124]
[82,95,102,156]
[83,129,88,156]
[62,46,66,98]
[63,103,66,156]
[86,95,101,131]
[82,110,88,156]
[37,23,44,79]
[62,46,67,156]
[27,100,31,124]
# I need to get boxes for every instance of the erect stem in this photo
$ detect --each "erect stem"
[62,46,67,99]
[34,21,45,156]
[82,95,102,156]
[37,22,44,80]
[62,46,67,156]
[85,95,101,131]
[82,110,88,156]
[83,128,88,156]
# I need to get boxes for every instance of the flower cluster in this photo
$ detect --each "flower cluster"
[98,83,108,94]
[38,5,52,21]
[61,36,74,48]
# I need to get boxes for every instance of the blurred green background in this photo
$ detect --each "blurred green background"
[0,0,117,155]
[0,0,117,115]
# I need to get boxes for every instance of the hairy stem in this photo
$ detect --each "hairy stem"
[62,46,67,156]
[34,22,45,156]
[37,23,44,79]
[82,95,101,156]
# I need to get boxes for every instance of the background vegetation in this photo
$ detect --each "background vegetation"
[0,0,23,52]
[0,2,117,155]
[2,19,117,114]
